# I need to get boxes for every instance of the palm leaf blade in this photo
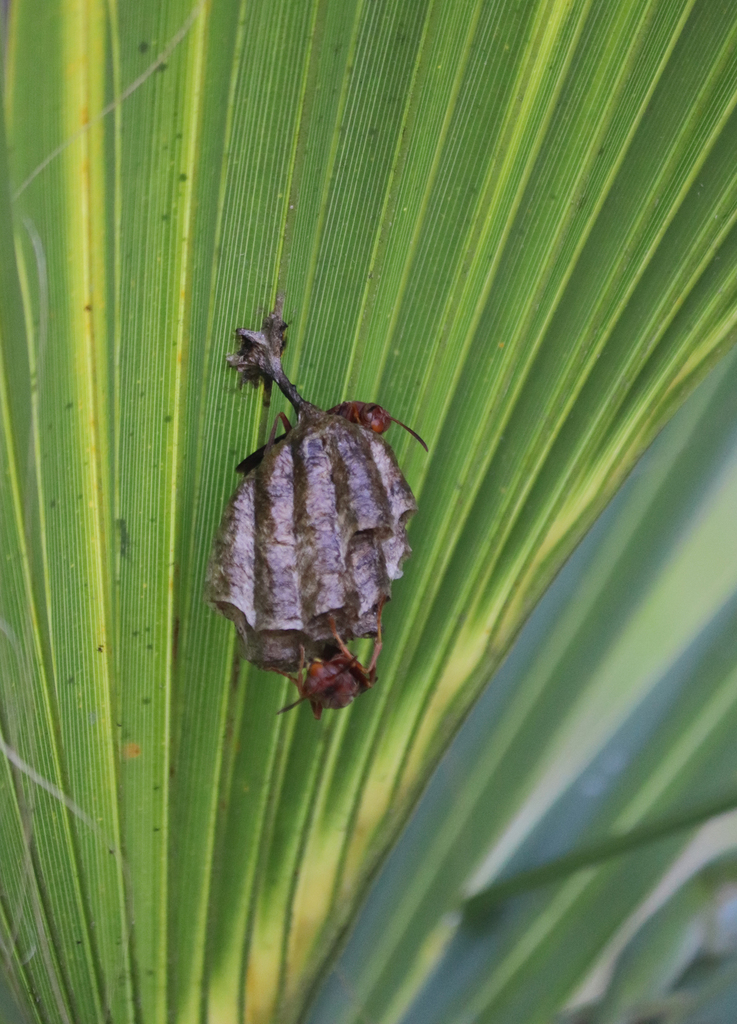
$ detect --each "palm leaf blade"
[1,1,737,1022]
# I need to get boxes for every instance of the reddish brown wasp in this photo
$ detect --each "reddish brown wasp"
[276,599,385,720]
[326,401,428,451]
[236,402,426,474]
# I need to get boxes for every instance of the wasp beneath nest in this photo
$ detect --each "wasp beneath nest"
[204,302,425,716]
[275,598,386,720]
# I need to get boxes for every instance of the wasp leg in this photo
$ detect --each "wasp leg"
[366,596,386,683]
[276,646,306,715]
[327,615,355,661]
[267,411,292,450]
[273,669,298,684]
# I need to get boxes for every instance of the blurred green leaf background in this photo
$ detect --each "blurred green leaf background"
[309,344,737,1024]
[2,1,737,1022]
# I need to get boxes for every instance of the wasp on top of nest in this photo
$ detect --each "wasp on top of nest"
[204,301,426,719]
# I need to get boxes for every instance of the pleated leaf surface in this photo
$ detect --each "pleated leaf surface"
[307,345,737,1024]
[2,1,737,1022]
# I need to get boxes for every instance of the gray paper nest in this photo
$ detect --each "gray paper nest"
[204,307,417,672]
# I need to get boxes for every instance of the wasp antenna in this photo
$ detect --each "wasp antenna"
[277,695,309,715]
[389,417,428,452]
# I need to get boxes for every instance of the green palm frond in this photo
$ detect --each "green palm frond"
[1,2,737,1022]
[311,346,737,1024]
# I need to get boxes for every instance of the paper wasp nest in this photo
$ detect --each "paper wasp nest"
[205,308,417,672]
